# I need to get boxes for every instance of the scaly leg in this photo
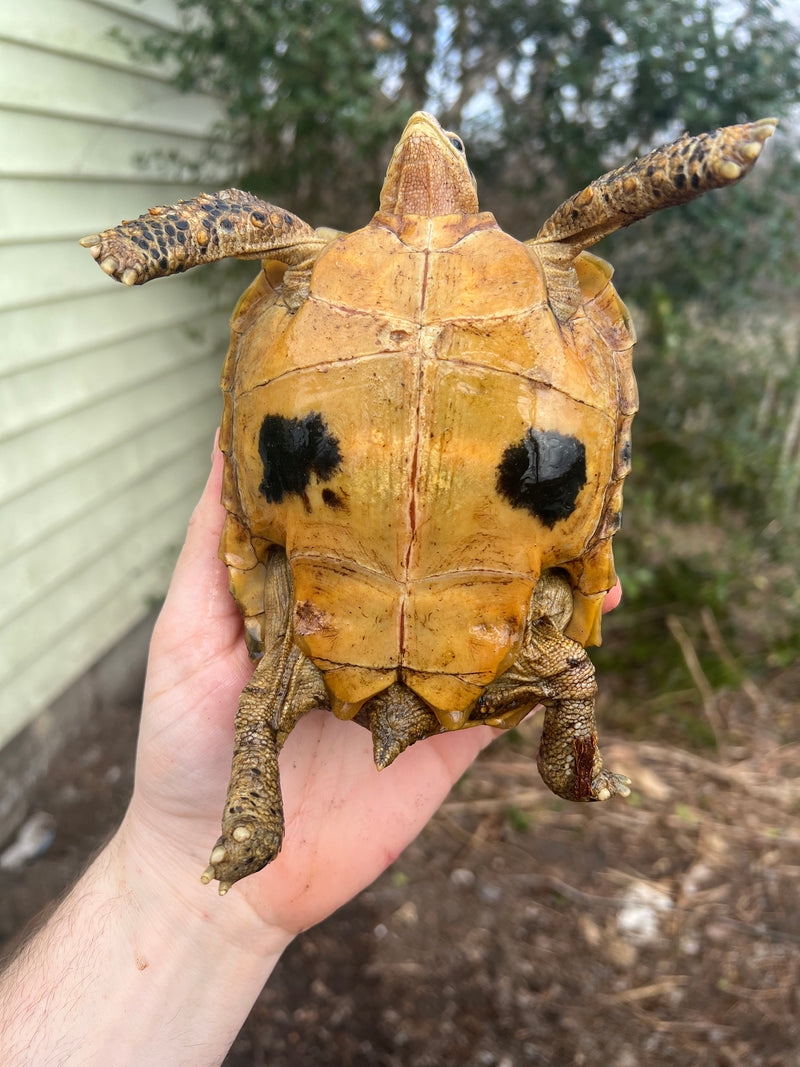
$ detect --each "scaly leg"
[202,551,329,894]
[474,571,630,802]
[534,119,776,251]
[531,118,776,320]
[79,189,330,289]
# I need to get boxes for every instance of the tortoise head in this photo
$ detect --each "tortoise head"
[379,112,479,216]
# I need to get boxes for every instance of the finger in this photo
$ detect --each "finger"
[603,578,622,613]
[155,436,242,649]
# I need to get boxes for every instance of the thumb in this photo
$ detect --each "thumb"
[151,436,243,661]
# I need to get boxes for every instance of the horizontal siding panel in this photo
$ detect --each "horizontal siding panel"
[0,0,244,742]
[0,490,204,749]
[0,447,207,627]
[0,109,231,182]
[1,351,220,501]
[0,274,238,376]
[0,309,228,435]
[0,0,181,74]
[0,178,242,246]
[0,234,248,315]
[0,565,158,749]
[3,394,219,557]
[0,239,118,311]
[0,486,201,680]
[0,39,225,134]
[83,0,184,32]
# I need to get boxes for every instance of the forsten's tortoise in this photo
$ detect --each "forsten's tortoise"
[82,112,775,893]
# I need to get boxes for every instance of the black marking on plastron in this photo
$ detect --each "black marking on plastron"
[497,429,587,527]
[258,413,342,504]
[321,488,346,510]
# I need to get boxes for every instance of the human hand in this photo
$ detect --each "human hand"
[117,441,496,948]
[118,437,622,951]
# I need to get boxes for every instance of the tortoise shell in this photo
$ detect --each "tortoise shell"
[218,215,635,719]
[81,111,775,891]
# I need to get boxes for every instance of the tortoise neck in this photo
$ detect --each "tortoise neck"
[379,138,478,216]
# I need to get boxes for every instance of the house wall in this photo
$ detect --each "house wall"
[0,0,242,747]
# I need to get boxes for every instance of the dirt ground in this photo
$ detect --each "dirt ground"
[1,655,798,1066]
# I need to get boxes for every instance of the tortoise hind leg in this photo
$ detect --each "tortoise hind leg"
[202,550,329,895]
[474,571,630,803]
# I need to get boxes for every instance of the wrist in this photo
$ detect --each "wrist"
[112,809,294,961]
[0,818,292,1067]
[98,827,288,1064]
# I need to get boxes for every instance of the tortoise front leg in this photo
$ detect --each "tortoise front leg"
[80,188,329,286]
[531,118,776,320]
[474,572,630,803]
[534,118,776,253]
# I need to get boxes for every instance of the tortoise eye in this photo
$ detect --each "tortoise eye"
[448,135,465,153]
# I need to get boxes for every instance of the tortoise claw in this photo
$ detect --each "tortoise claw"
[591,771,632,802]
[750,117,778,143]
[201,821,283,893]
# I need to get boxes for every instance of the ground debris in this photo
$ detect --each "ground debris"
[0,665,798,1066]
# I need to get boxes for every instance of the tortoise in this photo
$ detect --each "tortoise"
[82,111,775,893]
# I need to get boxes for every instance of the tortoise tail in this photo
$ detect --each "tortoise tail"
[80,189,321,285]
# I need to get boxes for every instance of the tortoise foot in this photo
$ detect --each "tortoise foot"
[79,234,148,285]
[587,770,632,803]
[200,819,283,895]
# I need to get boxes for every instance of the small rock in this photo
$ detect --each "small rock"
[105,765,122,785]
[478,881,502,904]
[0,812,56,870]
[681,861,714,897]
[603,935,638,969]
[617,881,673,945]
[393,900,418,926]
[578,913,603,947]
[679,933,701,956]
[450,867,476,887]
[615,1049,640,1067]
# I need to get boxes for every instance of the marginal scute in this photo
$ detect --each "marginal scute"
[227,562,267,616]
[219,514,257,570]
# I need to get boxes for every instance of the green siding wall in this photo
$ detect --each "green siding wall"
[0,0,240,745]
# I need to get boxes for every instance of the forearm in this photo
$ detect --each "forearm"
[0,828,290,1066]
